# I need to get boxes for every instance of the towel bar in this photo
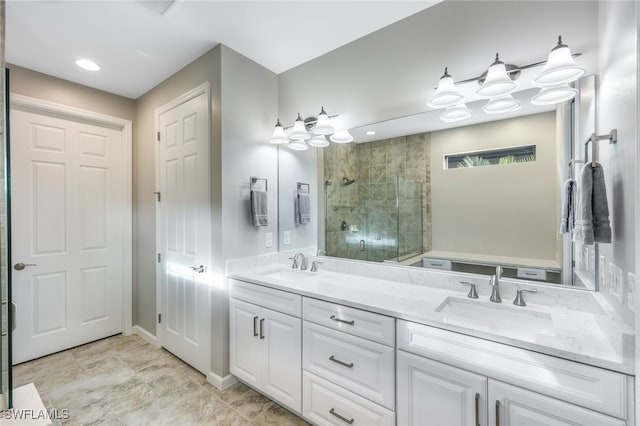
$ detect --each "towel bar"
[583,129,617,168]
[250,176,268,192]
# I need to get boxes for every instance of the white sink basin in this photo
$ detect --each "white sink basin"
[435,297,554,336]
[256,265,316,281]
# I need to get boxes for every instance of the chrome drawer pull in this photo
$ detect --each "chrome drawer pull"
[259,318,265,339]
[474,393,480,426]
[330,315,355,326]
[495,400,500,426]
[329,355,354,368]
[253,316,259,337]
[329,408,354,424]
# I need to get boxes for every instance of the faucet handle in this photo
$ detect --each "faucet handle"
[310,261,323,272]
[289,253,299,269]
[513,288,537,306]
[459,281,478,299]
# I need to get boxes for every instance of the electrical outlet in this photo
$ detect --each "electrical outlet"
[608,263,623,303]
[599,256,606,288]
[265,232,273,248]
[283,231,291,245]
[627,272,636,312]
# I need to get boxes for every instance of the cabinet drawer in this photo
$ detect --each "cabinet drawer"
[303,321,395,410]
[302,297,395,346]
[422,258,452,270]
[397,320,628,419]
[230,279,301,317]
[303,371,395,426]
[517,267,547,280]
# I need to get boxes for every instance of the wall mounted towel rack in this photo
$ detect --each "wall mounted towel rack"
[297,182,310,195]
[583,129,617,167]
[250,176,268,192]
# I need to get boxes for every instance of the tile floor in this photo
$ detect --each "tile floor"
[14,334,309,426]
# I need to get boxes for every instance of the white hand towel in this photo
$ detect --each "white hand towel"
[592,163,611,243]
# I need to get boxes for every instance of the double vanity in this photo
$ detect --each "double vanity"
[227,253,634,426]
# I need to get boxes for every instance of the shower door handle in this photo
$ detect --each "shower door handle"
[11,302,16,332]
[359,240,365,251]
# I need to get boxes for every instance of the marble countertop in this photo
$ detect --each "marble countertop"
[228,260,634,375]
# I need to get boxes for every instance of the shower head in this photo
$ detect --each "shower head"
[342,177,355,186]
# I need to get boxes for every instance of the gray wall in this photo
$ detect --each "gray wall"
[9,64,135,120]
[596,1,637,320]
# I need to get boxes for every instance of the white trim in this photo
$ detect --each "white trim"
[207,372,238,391]
[133,325,160,347]
[10,93,134,335]
[154,82,212,369]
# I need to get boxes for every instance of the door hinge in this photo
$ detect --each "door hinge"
[158,313,162,324]
[572,260,576,267]
[157,253,161,263]
[153,192,161,202]
[157,131,161,142]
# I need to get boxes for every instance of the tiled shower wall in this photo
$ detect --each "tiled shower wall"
[324,132,432,262]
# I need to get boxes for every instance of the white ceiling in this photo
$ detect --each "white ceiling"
[6,1,439,99]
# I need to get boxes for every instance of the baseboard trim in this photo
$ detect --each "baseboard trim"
[133,325,160,347]
[207,372,237,390]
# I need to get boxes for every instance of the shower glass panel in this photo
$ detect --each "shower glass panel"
[324,175,423,263]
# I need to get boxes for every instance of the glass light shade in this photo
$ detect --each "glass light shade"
[288,140,309,151]
[533,38,585,87]
[476,55,519,98]
[288,114,310,140]
[269,120,289,144]
[329,129,354,144]
[427,68,464,108]
[482,94,521,114]
[308,135,330,147]
[530,84,578,105]
[439,103,472,123]
[313,107,334,135]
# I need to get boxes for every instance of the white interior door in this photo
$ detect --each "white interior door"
[157,87,210,374]
[11,107,126,364]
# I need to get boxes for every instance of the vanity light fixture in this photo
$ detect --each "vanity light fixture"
[482,94,521,114]
[439,103,472,123]
[288,140,309,151]
[313,107,335,135]
[476,54,519,98]
[531,84,578,105]
[288,113,311,140]
[427,67,464,108]
[330,129,354,144]
[269,119,290,144]
[533,36,585,87]
[75,59,100,71]
[365,130,376,136]
[308,135,330,147]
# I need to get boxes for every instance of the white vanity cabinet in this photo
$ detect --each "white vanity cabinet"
[397,320,631,426]
[229,279,302,414]
[302,297,396,425]
[397,350,487,426]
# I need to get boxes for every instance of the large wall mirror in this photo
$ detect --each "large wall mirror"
[278,3,601,291]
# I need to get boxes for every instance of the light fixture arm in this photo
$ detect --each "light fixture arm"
[448,52,582,87]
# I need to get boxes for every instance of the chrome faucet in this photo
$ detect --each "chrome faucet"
[513,288,537,306]
[289,253,302,269]
[310,260,323,272]
[489,266,502,303]
[299,254,308,271]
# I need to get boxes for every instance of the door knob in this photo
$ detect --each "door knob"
[189,265,206,274]
[13,263,37,271]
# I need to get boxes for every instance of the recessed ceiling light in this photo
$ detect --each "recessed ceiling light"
[75,59,100,72]
[365,130,376,136]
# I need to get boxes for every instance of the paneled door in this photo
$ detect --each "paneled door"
[11,107,127,364]
[157,84,210,374]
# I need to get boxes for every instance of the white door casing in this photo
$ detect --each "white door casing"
[10,95,132,364]
[156,83,211,375]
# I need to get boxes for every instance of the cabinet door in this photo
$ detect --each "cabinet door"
[397,350,487,426]
[261,307,302,414]
[229,298,262,389]
[489,380,626,426]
